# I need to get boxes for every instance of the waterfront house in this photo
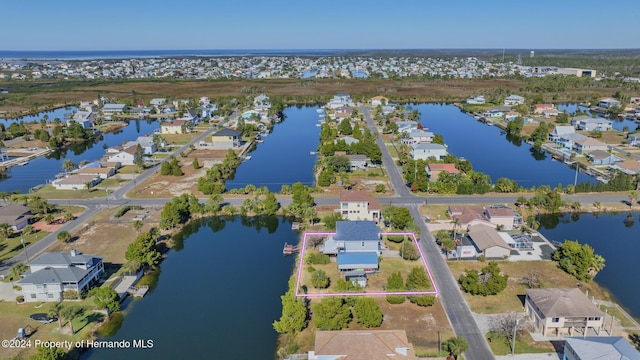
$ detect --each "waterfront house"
[482,109,505,118]
[560,133,588,150]
[73,110,96,125]
[468,224,512,258]
[534,103,555,115]
[337,190,381,222]
[183,109,200,123]
[587,150,620,166]
[573,137,608,155]
[411,143,447,161]
[402,129,434,145]
[102,103,128,114]
[369,96,389,106]
[211,128,242,149]
[449,205,520,230]
[0,203,32,231]
[609,159,640,175]
[107,146,137,166]
[466,95,486,105]
[253,94,271,111]
[52,174,101,190]
[150,98,166,106]
[18,250,104,302]
[161,120,187,135]
[627,134,640,147]
[549,126,576,143]
[396,121,419,134]
[563,337,640,360]
[524,288,605,337]
[485,206,520,230]
[504,112,520,122]
[426,163,459,181]
[75,166,115,179]
[598,98,620,109]
[346,154,370,170]
[135,136,157,155]
[504,95,525,106]
[327,94,353,109]
[322,220,381,272]
[573,116,613,131]
[308,330,417,360]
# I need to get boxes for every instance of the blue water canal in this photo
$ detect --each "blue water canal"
[226,105,320,192]
[0,109,159,193]
[557,103,638,132]
[537,211,640,320]
[85,216,297,360]
[415,103,594,188]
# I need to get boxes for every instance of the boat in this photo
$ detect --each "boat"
[243,156,252,161]
[315,123,321,127]
[310,151,317,155]
[283,242,295,255]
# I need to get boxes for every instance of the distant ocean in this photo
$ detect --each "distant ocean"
[0,49,351,60]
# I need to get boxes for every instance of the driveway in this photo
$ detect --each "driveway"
[0,281,18,301]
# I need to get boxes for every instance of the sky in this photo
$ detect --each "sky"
[2,0,638,51]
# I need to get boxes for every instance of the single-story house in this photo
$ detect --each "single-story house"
[504,95,525,106]
[52,174,101,190]
[75,166,115,179]
[396,121,419,134]
[18,250,104,302]
[563,337,640,360]
[449,205,521,232]
[161,120,187,135]
[0,203,33,231]
[211,128,243,149]
[534,103,555,115]
[338,190,381,222]
[369,96,389,106]
[573,116,613,131]
[253,94,271,111]
[573,137,608,155]
[426,163,459,181]
[411,143,447,161]
[483,109,504,118]
[150,98,166,106]
[346,154,369,170]
[504,112,520,122]
[334,136,360,146]
[609,159,640,175]
[587,150,620,166]
[466,95,485,104]
[102,104,128,114]
[525,288,605,337]
[337,252,379,272]
[627,134,640,147]
[468,224,512,258]
[309,330,417,360]
[598,98,620,109]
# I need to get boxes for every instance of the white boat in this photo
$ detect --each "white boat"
[316,108,325,113]
[244,156,252,161]
[310,151,317,155]
[315,123,321,127]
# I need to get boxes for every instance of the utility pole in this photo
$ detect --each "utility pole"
[511,317,520,355]
[21,237,29,262]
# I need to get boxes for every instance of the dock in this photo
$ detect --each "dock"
[128,285,150,298]
[0,148,53,169]
[283,242,298,255]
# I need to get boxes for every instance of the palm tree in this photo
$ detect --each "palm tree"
[60,306,84,335]
[62,159,74,175]
[132,220,143,234]
[63,212,74,222]
[589,254,606,278]
[444,336,468,360]
[48,302,64,329]
[628,191,638,209]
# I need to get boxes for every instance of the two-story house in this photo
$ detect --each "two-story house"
[211,128,242,149]
[411,143,447,161]
[337,190,380,222]
[525,288,605,337]
[18,250,104,302]
[572,116,613,131]
[322,221,381,273]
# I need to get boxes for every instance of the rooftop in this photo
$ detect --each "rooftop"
[334,221,380,241]
[468,224,511,251]
[312,330,416,360]
[565,337,640,360]
[526,288,604,318]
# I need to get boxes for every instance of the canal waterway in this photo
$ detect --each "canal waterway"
[415,103,594,188]
[537,211,640,320]
[85,216,297,360]
[226,105,320,192]
[557,103,638,132]
[0,118,159,193]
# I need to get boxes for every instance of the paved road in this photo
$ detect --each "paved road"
[359,106,495,359]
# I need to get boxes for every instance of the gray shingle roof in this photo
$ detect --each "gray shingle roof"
[18,267,88,285]
[213,128,242,137]
[334,221,380,241]
[565,337,640,360]
[28,252,101,268]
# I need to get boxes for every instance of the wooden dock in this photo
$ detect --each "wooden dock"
[0,148,53,169]
[128,285,150,298]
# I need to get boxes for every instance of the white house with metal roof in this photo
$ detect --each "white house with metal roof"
[18,250,104,302]
[411,143,447,160]
[563,337,640,360]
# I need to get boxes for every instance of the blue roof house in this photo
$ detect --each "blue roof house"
[322,220,381,273]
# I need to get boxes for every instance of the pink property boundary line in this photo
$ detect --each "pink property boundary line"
[294,232,439,298]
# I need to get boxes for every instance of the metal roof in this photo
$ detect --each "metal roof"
[334,221,380,241]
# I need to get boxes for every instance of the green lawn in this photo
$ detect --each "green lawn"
[97,178,128,188]
[0,231,49,266]
[34,185,105,200]
[486,332,555,355]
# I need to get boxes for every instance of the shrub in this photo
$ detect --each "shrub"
[306,266,316,273]
[477,255,486,262]
[375,184,386,193]
[16,295,24,303]
[386,235,405,243]
[305,252,330,265]
[63,290,79,300]
[114,205,143,218]
[354,297,383,327]
[311,270,330,289]
[408,295,435,307]
[401,240,420,261]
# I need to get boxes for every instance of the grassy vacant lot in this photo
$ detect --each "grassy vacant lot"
[33,185,106,200]
[487,331,557,355]
[447,260,610,314]
[0,231,48,265]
